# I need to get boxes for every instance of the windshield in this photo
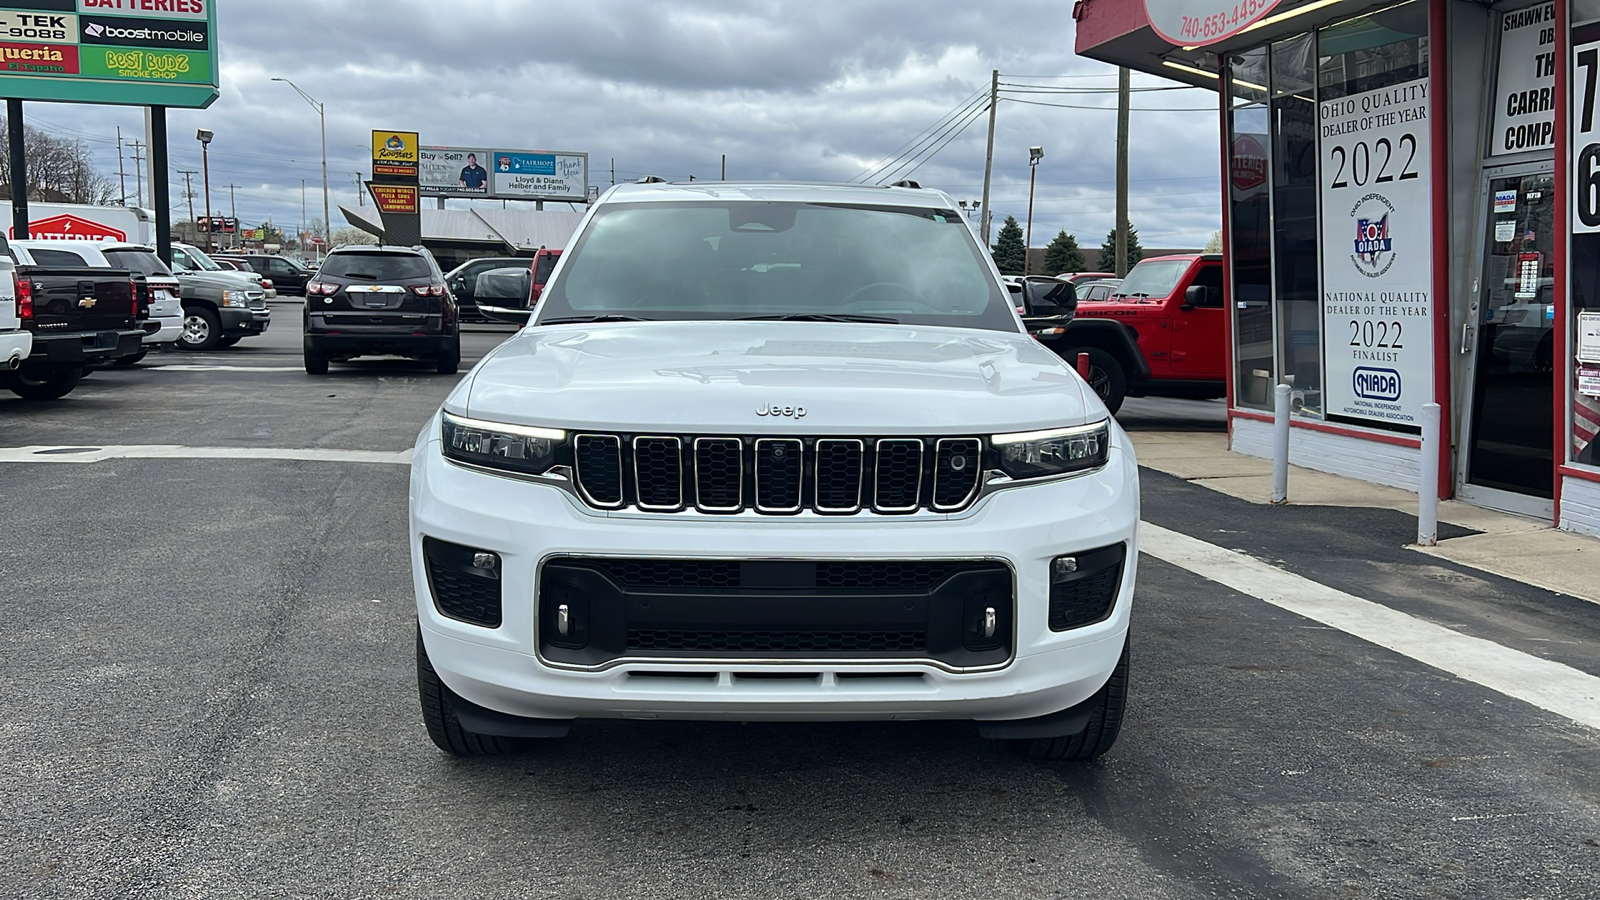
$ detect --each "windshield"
[319,252,433,281]
[179,246,223,271]
[103,249,174,278]
[537,202,1015,330]
[1113,259,1191,299]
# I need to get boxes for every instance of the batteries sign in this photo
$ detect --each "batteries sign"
[0,0,216,106]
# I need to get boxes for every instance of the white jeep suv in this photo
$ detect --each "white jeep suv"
[410,182,1139,760]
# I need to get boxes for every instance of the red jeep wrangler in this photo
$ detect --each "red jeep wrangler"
[1043,253,1226,413]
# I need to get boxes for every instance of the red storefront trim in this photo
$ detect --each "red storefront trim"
[1555,0,1571,524]
[1429,0,1455,501]
[1219,64,1237,420]
[1559,464,1600,485]
[1229,408,1425,448]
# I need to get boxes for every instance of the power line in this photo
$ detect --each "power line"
[852,87,987,183]
[877,100,991,184]
[1002,97,1216,112]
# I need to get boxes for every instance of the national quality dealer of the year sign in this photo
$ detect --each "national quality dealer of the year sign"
[0,0,217,109]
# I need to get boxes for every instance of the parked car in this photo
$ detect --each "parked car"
[1,237,144,399]
[167,242,271,351]
[9,240,183,366]
[1037,254,1225,412]
[444,256,528,322]
[1077,279,1122,303]
[413,181,1137,761]
[0,255,30,375]
[303,245,459,375]
[214,253,315,296]
[1057,271,1118,287]
[469,248,567,324]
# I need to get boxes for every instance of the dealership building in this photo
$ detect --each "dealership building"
[1076,0,1600,535]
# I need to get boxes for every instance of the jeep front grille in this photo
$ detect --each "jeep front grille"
[569,434,985,515]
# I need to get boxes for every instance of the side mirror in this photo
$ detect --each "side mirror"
[1182,284,1205,310]
[1023,278,1077,319]
[474,269,533,324]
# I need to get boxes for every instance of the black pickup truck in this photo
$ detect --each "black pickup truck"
[3,241,145,400]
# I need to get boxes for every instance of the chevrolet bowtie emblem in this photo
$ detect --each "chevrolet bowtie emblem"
[78,297,97,309]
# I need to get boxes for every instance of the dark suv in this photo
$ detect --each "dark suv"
[215,253,315,296]
[302,245,460,375]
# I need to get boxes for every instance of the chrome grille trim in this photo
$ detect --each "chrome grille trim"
[754,438,805,513]
[632,436,684,511]
[572,434,624,509]
[813,439,865,514]
[693,437,744,513]
[932,438,983,511]
[872,438,925,513]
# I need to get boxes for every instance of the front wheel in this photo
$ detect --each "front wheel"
[1077,347,1127,414]
[4,367,83,401]
[303,348,329,375]
[435,336,461,375]
[1017,636,1128,761]
[417,630,519,757]
[217,336,242,348]
[177,306,222,351]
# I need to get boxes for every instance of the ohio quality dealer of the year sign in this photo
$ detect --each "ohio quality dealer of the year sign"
[1143,0,1282,47]
[0,0,217,108]
[1318,77,1436,428]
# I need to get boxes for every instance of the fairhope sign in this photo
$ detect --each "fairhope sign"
[1144,0,1282,47]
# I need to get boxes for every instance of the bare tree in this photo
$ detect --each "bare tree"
[0,118,119,204]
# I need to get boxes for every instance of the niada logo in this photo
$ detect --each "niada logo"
[756,404,806,419]
[1348,192,1398,278]
[1353,366,1402,402]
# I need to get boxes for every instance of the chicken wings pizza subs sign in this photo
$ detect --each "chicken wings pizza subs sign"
[0,0,217,108]
[1318,78,1435,428]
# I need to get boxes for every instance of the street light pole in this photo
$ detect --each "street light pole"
[273,77,330,262]
[196,129,213,252]
[1025,146,1043,276]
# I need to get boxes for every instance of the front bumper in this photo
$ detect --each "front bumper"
[410,424,1140,725]
[219,306,270,336]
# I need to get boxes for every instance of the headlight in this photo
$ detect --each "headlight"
[221,290,249,306]
[440,412,565,477]
[991,420,1110,480]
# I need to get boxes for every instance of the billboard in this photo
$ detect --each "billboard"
[371,130,419,182]
[491,150,588,202]
[420,146,490,197]
[0,1,218,109]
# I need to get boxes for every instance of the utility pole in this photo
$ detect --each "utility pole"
[353,172,364,206]
[179,169,198,241]
[128,140,145,208]
[116,126,127,206]
[610,157,615,186]
[1115,66,1130,278]
[300,178,306,251]
[225,183,239,248]
[721,154,726,180]
[980,69,999,247]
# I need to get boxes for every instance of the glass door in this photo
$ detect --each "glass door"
[1460,168,1556,514]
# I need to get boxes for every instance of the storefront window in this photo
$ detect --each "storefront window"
[1571,0,1600,468]
[1228,47,1275,409]
[1271,34,1322,417]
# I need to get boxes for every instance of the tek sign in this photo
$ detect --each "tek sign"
[1143,0,1281,47]
[0,0,217,108]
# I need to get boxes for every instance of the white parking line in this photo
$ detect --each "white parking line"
[148,364,307,372]
[0,445,411,465]
[1140,522,1600,731]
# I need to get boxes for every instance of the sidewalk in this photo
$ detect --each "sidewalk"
[1131,431,1600,606]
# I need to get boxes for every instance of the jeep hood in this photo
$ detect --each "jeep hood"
[451,321,1101,434]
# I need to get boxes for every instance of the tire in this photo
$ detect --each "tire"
[111,350,148,367]
[1017,636,1129,761]
[1079,347,1127,414]
[303,348,329,375]
[435,336,461,375]
[4,367,82,401]
[416,629,519,757]
[177,305,222,351]
[217,336,242,348]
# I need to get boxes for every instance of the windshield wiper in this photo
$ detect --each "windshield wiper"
[540,314,653,325]
[740,313,899,324]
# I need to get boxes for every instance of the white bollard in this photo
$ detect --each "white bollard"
[1417,402,1441,546]
[1271,383,1291,505]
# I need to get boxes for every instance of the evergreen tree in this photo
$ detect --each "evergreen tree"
[1042,230,1086,275]
[991,215,1026,275]
[1100,224,1145,273]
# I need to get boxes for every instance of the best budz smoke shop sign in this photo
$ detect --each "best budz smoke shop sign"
[1143,0,1281,47]
[1318,78,1435,428]
[0,1,217,108]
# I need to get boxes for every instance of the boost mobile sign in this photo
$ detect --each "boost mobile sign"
[1318,78,1435,428]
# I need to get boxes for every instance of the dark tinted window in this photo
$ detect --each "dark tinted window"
[28,248,89,267]
[319,252,433,281]
[540,202,1014,330]
[103,249,174,277]
[534,254,558,282]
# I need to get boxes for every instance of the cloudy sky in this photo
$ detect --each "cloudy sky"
[28,0,1223,250]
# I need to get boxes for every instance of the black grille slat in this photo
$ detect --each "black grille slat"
[587,560,741,589]
[694,438,743,512]
[633,437,684,510]
[873,439,924,512]
[628,629,926,652]
[933,439,982,510]
[755,439,804,512]
[574,434,623,507]
[814,440,865,512]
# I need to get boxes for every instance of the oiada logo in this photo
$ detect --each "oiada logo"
[8,214,126,242]
[1353,366,1402,402]
[1348,192,1398,278]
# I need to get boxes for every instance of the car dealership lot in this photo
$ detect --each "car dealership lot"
[3,326,1598,899]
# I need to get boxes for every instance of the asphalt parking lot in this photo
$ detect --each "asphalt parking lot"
[3,320,1599,899]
